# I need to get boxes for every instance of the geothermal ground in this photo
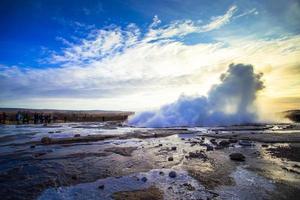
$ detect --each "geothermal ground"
[0,122,300,200]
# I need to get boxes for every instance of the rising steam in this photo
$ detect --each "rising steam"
[128,63,264,127]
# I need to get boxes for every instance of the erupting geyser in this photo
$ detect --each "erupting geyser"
[128,63,264,127]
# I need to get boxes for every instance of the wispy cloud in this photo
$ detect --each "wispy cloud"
[202,5,238,31]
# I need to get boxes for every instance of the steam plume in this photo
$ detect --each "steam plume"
[128,63,264,127]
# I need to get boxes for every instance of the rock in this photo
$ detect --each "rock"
[201,137,205,140]
[169,171,177,178]
[55,130,61,133]
[219,140,230,147]
[30,145,35,149]
[261,144,269,148]
[229,139,238,143]
[239,140,253,146]
[141,177,147,182]
[41,137,52,144]
[48,131,54,134]
[293,164,300,168]
[34,152,46,157]
[229,153,245,161]
[210,139,217,144]
[71,175,77,180]
[159,171,164,176]
[183,183,195,191]
[171,146,177,151]
[206,145,214,151]
[74,134,81,137]
[187,151,208,160]
[158,144,163,147]
[168,157,174,161]
[98,184,105,189]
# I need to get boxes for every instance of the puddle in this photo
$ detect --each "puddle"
[216,167,275,200]
[38,169,215,200]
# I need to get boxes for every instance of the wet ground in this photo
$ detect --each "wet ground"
[0,122,299,199]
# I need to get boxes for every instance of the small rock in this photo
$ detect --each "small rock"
[98,185,104,189]
[187,151,208,160]
[183,183,195,191]
[48,131,54,134]
[206,145,214,151]
[168,157,174,161]
[159,171,164,176]
[71,175,77,180]
[201,137,205,140]
[141,177,147,182]
[229,153,245,161]
[74,134,81,137]
[210,139,217,144]
[34,152,46,157]
[261,144,269,148]
[293,164,300,168]
[171,146,177,151]
[229,139,238,143]
[219,140,230,147]
[158,144,163,147]
[41,137,52,144]
[169,171,177,178]
[239,140,253,146]
[30,145,35,149]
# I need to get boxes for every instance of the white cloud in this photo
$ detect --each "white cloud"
[202,5,237,31]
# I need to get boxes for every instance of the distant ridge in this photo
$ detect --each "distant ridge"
[0,107,133,114]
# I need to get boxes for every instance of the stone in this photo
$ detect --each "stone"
[183,183,195,191]
[171,146,177,151]
[261,144,269,148]
[168,157,174,161]
[169,171,177,178]
[229,153,245,161]
[229,138,238,143]
[98,185,105,189]
[219,140,230,147]
[141,177,147,182]
[210,139,217,144]
[41,137,52,144]
[159,171,164,176]
[187,151,208,160]
[206,145,214,151]
[74,134,81,137]
[238,140,253,146]
[30,145,35,149]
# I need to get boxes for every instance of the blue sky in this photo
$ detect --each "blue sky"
[0,0,299,113]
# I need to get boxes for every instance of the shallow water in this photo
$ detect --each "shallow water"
[0,122,299,200]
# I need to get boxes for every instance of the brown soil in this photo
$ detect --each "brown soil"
[112,186,164,200]
[267,145,300,162]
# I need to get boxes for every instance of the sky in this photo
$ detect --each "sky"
[0,0,299,117]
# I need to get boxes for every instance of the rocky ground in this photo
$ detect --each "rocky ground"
[0,123,299,199]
